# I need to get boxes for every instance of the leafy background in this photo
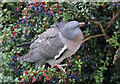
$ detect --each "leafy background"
[0,2,120,83]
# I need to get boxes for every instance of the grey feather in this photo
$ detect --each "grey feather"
[50,22,67,29]
[17,29,67,62]
[17,48,45,62]
[37,33,66,60]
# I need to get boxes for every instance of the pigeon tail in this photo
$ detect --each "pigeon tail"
[15,41,33,48]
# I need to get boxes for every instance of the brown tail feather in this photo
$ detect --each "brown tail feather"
[15,41,33,48]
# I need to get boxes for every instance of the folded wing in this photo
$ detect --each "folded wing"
[17,28,68,62]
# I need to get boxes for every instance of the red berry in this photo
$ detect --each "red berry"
[25,71,28,74]
[116,2,118,5]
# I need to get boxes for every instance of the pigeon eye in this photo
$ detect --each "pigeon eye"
[75,26,78,28]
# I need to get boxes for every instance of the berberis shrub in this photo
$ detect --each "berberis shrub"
[0,2,120,83]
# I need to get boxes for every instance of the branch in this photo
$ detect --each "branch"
[83,9,120,44]
[88,19,109,39]
[112,6,114,15]
[105,9,120,31]
[82,34,104,43]
[0,63,6,72]
[88,19,106,36]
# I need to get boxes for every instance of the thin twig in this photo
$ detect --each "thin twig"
[105,9,120,31]
[112,6,114,16]
[88,19,110,39]
[82,34,104,43]
[82,17,107,43]
[0,63,6,72]
[88,19,106,36]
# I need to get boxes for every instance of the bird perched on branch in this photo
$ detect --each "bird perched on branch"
[17,21,85,72]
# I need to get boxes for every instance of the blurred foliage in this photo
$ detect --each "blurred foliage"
[0,2,120,83]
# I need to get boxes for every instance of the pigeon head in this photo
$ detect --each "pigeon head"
[60,21,85,40]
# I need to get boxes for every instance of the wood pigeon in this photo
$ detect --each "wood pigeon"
[17,21,85,71]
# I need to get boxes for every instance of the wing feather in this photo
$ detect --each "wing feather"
[18,29,68,62]
[37,33,67,60]
[17,22,68,62]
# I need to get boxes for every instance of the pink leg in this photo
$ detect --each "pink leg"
[51,64,68,74]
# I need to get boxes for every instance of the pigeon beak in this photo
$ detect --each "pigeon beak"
[78,22,85,27]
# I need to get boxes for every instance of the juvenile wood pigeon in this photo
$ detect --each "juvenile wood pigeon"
[17,21,85,70]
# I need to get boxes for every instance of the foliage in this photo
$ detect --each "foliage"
[0,1,120,83]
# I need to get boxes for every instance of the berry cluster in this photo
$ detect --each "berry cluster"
[9,2,61,43]
[112,1,120,8]
[65,48,92,82]
[1,40,9,50]
[81,54,92,63]
[8,54,22,74]
[66,64,82,82]
[16,2,54,29]
[20,68,64,83]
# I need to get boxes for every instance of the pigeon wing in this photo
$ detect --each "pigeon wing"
[18,28,68,62]
[16,22,67,48]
